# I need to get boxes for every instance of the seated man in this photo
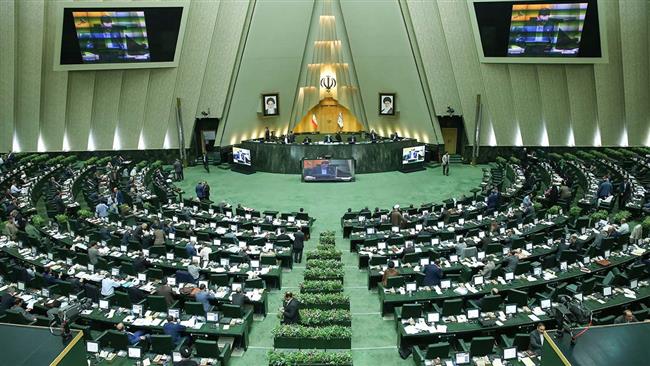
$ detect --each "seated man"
[116,322,149,345]
[11,298,36,322]
[528,322,546,355]
[164,315,189,346]
[614,309,638,324]
[422,259,443,286]
[381,261,399,287]
[194,284,216,312]
[175,346,198,366]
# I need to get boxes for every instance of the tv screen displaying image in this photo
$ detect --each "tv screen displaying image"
[55,2,188,70]
[507,3,588,57]
[470,0,604,63]
[302,159,355,182]
[402,146,425,165]
[232,147,251,166]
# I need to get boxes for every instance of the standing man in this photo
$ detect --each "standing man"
[281,292,300,324]
[173,159,184,181]
[390,204,403,228]
[529,323,546,355]
[442,152,450,176]
[618,177,632,210]
[292,229,305,264]
[202,153,210,173]
[195,182,204,200]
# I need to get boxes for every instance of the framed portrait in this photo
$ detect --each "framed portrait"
[262,93,279,116]
[379,93,395,116]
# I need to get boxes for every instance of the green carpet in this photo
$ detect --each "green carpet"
[175,164,485,366]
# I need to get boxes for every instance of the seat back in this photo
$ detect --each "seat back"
[4,309,30,324]
[99,330,130,351]
[221,304,243,318]
[469,336,495,357]
[210,274,230,287]
[113,291,132,308]
[184,301,206,316]
[194,339,220,358]
[150,334,173,355]
[513,333,530,351]
[401,303,422,319]
[244,278,264,289]
[442,298,463,316]
[425,342,450,359]
[386,275,405,289]
[147,295,169,312]
[479,295,502,312]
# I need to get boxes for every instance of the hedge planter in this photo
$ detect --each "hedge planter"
[268,350,353,366]
[273,337,351,349]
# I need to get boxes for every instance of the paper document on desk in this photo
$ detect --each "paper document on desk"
[436,325,447,333]
[404,325,419,334]
[528,314,540,322]
[521,358,536,366]
[532,307,545,316]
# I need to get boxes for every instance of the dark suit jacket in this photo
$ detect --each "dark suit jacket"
[422,264,443,286]
[293,230,305,249]
[231,293,248,307]
[529,330,543,353]
[282,299,300,324]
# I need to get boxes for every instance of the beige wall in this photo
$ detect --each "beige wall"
[408,0,650,147]
[0,0,249,152]
[1,0,649,152]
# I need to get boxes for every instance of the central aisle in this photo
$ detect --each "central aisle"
[176,165,485,365]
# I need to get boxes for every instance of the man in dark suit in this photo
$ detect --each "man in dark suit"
[614,309,638,324]
[335,131,342,143]
[231,287,248,307]
[323,135,333,143]
[597,176,613,199]
[264,127,271,141]
[422,259,443,286]
[292,229,305,263]
[347,135,356,144]
[529,323,546,355]
[486,188,500,213]
[369,129,378,142]
[302,136,311,145]
[0,287,16,314]
[281,292,300,324]
[618,177,632,210]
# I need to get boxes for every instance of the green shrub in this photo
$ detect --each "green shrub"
[300,280,343,293]
[509,156,521,165]
[533,202,543,211]
[77,209,93,219]
[61,156,77,165]
[136,160,149,169]
[84,157,98,166]
[495,156,507,165]
[613,210,632,224]
[306,259,343,270]
[569,206,582,217]
[31,215,46,228]
[590,210,609,222]
[55,214,68,224]
[267,350,353,366]
[319,231,336,246]
[283,309,351,327]
[272,325,351,340]
[563,153,578,161]
[295,293,350,307]
[577,151,594,160]
[303,267,344,280]
[306,248,342,261]
[151,160,163,169]
[548,153,563,161]
[547,205,562,215]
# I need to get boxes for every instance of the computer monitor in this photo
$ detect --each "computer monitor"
[505,272,514,281]
[206,312,219,322]
[86,341,99,353]
[378,242,386,250]
[220,258,230,266]
[132,304,143,316]
[127,347,142,359]
[583,256,591,265]
[406,282,417,292]
[477,251,485,260]
[172,352,182,362]
[392,226,399,233]
[232,283,242,291]
[99,299,109,310]
[168,309,180,319]
[473,276,484,286]
[441,279,451,289]
[533,267,542,276]
[455,352,470,364]
[420,258,430,266]
[630,279,638,289]
[166,253,175,260]
[467,308,480,319]
[602,286,612,296]
[560,262,568,271]
[574,293,583,301]
[167,276,176,286]
[432,238,439,245]
[450,255,458,263]
[540,299,551,310]
[137,273,147,282]
[366,228,375,235]
[427,312,440,323]
[251,260,260,268]
[415,224,423,231]
[41,288,49,297]
[503,347,517,360]
[505,304,517,315]
[111,268,120,276]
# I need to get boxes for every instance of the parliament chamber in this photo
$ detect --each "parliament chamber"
[1,1,650,366]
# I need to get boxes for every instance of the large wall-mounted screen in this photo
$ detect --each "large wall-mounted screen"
[302,159,355,182]
[469,0,606,63]
[54,1,189,71]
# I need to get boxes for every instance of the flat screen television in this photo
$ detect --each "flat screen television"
[402,146,425,165]
[302,159,355,182]
[468,0,606,63]
[54,1,189,71]
[232,147,251,166]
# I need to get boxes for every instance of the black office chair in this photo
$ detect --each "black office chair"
[414,342,450,363]
[400,303,422,319]
[194,339,232,365]
[458,336,495,357]
[184,301,207,316]
[150,334,174,355]
[434,298,464,316]
[97,330,131,351]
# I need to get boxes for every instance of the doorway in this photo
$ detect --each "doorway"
[437,115,465,155]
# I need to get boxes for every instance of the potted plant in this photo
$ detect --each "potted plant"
[296,293,351,310]
[267,350,353,366]
[31,215,46,228]
[300,280,344,294]
[55,214,70,233]
[272,325,352,349]
[589,210,609,225]
[613,210,632,224]
[641,216,650,237]
[77,209,93,220]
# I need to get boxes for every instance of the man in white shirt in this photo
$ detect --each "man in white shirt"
[101,276,121,297]
[614,218,630,237]
[10,181,21,196]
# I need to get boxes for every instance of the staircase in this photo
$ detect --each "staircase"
[449,154,463,164]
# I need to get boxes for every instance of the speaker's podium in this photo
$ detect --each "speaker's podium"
[542,322,650,366]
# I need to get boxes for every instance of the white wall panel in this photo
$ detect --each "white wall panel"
[479,64,516,145]
[117,71,149,149]
[141,69,177,149]
[537,65,571,146]
[508,65,542,146]
[14,0,45,152]
[0,0,16,151]
[566,66,598,146]
[65,72,95,151]
[91,71,123,150]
